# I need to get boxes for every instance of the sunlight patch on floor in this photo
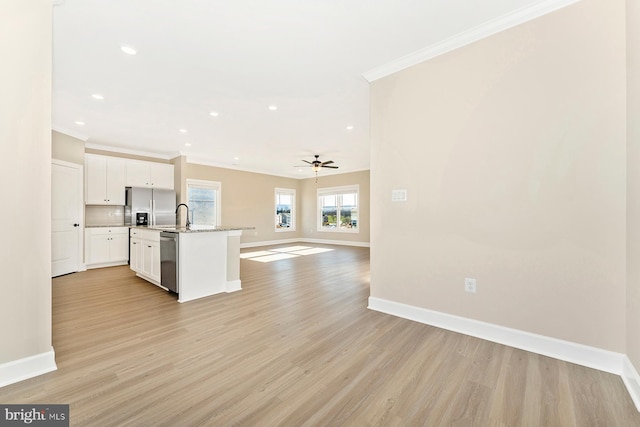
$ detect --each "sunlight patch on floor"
[271,246,312,252]
[241,246,334,263]
[240,250,274,259]
[250,253,300,263]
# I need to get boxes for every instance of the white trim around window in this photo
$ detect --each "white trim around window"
[275,188,296,232]
[317,184,359,233]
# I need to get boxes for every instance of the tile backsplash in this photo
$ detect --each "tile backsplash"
[85,205,125,226]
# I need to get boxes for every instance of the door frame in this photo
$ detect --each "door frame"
[52,159,86,274]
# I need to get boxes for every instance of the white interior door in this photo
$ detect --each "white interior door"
[52,160,83,277]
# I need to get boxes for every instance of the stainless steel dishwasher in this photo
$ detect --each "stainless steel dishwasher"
[160,232,179,293]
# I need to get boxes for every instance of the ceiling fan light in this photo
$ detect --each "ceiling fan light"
[312,165,321,172]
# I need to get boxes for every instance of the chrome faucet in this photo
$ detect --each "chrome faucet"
[175,203,191,229]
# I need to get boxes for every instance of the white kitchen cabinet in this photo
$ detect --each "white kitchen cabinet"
[85,154,126,205]
[130,228,161,285]
[125,160,174,190]
[130,236,143,272]
[85,227,129,268]
[142,240,160,283]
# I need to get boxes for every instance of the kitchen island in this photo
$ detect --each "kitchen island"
[130,225,253,303]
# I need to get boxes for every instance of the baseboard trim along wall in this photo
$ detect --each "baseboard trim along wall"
[0,348,57,389]
[622,356,640,411]
[240,238,370,249]
[368,296,640,411]
[225,280,242,293]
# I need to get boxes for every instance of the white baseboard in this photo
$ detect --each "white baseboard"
[301,238,370,248]
[240,238,370,249]
[226,280,242,293]
[367,297,624,375]
[0,348,57,388]
[623,356,640,412]
[86,261,128,270]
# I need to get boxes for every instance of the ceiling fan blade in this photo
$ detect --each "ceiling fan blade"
[321,160,334,165]
[301,160,313,165]
[322,165,339,169]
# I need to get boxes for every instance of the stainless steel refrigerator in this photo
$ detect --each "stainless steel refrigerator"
[125,187,176,226]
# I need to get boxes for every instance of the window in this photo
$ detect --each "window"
[275,188,295,232]
[186,179,221,227]
[317,185,358,233]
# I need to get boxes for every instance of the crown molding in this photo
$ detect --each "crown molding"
[186,156,301,179]
[84,142,175,160]
[186,156,368,180]
[363,0,582,82]
[52,126,88,142]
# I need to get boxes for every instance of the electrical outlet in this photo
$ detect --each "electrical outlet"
[465,278,477,293]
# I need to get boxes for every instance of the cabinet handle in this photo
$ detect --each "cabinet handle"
[147,245,152,248]
[73,223,79,227]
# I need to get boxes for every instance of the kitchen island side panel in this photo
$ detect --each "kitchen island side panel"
[177,231,227,303]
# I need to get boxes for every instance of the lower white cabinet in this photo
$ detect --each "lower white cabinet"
[85,227,129,268]
[130,228,161,284]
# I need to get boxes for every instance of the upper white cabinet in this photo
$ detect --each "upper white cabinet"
[85,154,126,205]
[125,160,174,190]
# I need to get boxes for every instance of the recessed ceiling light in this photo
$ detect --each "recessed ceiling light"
[346,125,354,130]
[268,105,278,111]
[74,121,85,126]
[210,111,219,117]
[120,45,137,55]
[179,129,188,133]
[185,143,192,147]
[92,94,104,100]
[234,157,240,161]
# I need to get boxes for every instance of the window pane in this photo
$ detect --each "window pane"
[188,187,217,226]
[321,195,337,229]
[339,206,357,230]
[275,189,295,231]
[276,198,292,228]
[339,193,357,230]
[342,193,356,207]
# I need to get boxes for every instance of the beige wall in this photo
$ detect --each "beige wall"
[370,0,626,351]
[186,163,303,244]
[0,1,52,363]
[52,130,85,164]
[627,0,640,369]
[300,170,370,244]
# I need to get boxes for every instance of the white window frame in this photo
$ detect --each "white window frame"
[317,185,359,233]
[275,188,296,232]
[186,179,221,227]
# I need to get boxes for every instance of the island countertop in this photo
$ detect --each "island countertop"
[130,225,254,233]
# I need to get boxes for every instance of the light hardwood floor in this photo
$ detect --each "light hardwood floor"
[1,244,638,426]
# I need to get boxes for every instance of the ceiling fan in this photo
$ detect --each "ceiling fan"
[295,155,338,182]
[296,155,339,172]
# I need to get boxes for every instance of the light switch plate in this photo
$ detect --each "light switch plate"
[391,189,407,202]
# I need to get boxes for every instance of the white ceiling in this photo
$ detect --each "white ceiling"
[52,0,568,178]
